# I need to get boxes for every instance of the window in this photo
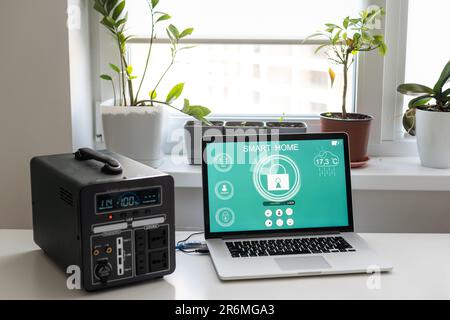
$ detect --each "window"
[382,0,450,145]
[405,0,450,97]
[125,0,365,117]
[129,44,354,116]
[97,0,442,156]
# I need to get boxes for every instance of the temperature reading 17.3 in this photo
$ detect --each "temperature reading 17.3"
[315,157,338,167]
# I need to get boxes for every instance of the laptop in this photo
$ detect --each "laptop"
[201,133,392,280]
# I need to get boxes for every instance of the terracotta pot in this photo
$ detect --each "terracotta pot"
[320,113,373,163]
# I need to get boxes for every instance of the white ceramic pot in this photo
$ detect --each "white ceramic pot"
[102,104,166,168]
[416,108,450,169]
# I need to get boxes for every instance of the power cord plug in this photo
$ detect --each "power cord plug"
[176,232,209,255]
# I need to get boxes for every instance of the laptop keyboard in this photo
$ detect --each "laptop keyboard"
[226,236,355,258]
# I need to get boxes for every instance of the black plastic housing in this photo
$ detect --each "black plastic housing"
[30,150,175,291]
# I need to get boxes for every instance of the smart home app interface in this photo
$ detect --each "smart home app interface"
[206,139,349,233]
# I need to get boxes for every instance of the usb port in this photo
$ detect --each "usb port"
[118,248,122,255]
[118,257,122,264]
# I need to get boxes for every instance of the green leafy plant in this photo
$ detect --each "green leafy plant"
[307,6,387,119]
[398,60,450,136]
[93,0,211,124]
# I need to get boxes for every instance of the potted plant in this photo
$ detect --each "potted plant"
[398,60,450,168]
[94,0,210,167]
[307,7,387,165]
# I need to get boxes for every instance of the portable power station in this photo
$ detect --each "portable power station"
[30,148,175,291]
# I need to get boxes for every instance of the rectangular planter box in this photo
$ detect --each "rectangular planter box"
[184,120,308,165]
[224,121,266,136]
[184,121,224,165]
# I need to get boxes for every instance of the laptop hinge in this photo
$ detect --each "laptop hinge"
[221,230,341,240]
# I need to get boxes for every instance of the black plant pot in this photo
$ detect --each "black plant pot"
[184,121,224,165]
[224,121,266,136]
[266,121,307,135]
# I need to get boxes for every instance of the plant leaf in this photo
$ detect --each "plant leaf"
[343,16,350,29]
[112,1,125,20]
[126,65,133,75]
[408,95,433,109]
[109,63,121,73]
[106,0,119,15]
[302,32,325,44]
[314,44,329,54]
[179,27,194,38]
[166,29,175,43]
[328,68,336,88]
[101,17,115,30]
[397,83,434,96]
[325,23,341,30]
[184,105,212,124]
[151,0,160,8]
[332,30,341,45]
[433,60,450,95]
[402,108,416,136]
[116,17,127,28]
[94,1,108,16]
[378,42,387,56]
[168,24,180,39]
[373,34,384,43]
[100,74,112,81]
[182,99,190,113]
[149,90,157,99]
[442,88,450,98]
[179,45,196,51]
[166,83,185,103]
[156,14,171,23]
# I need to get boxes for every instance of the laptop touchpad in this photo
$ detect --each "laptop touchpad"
[275,256,331,271]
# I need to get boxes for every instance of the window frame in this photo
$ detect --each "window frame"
[92,0,416,156]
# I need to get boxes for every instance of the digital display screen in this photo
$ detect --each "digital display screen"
[206,139,349,233]
[96,187,161,213]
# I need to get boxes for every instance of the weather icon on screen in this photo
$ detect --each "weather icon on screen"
[314,151,340,176]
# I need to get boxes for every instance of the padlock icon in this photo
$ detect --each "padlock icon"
[267,164,290,191]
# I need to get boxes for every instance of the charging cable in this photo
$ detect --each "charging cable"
[176,232,209,255]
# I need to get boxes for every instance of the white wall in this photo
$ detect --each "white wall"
[0,0,74,228]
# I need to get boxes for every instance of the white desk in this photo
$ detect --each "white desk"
[1,230,449,299]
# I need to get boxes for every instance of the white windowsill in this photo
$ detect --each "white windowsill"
[157,155,450,191]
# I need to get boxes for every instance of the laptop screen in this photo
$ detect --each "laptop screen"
[203,135,352,236]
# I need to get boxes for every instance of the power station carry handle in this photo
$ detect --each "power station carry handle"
[74,148,123,175]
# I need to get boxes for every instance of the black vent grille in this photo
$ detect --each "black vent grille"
[59,187,73,207]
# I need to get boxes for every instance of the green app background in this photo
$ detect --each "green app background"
[207,139,349,233]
